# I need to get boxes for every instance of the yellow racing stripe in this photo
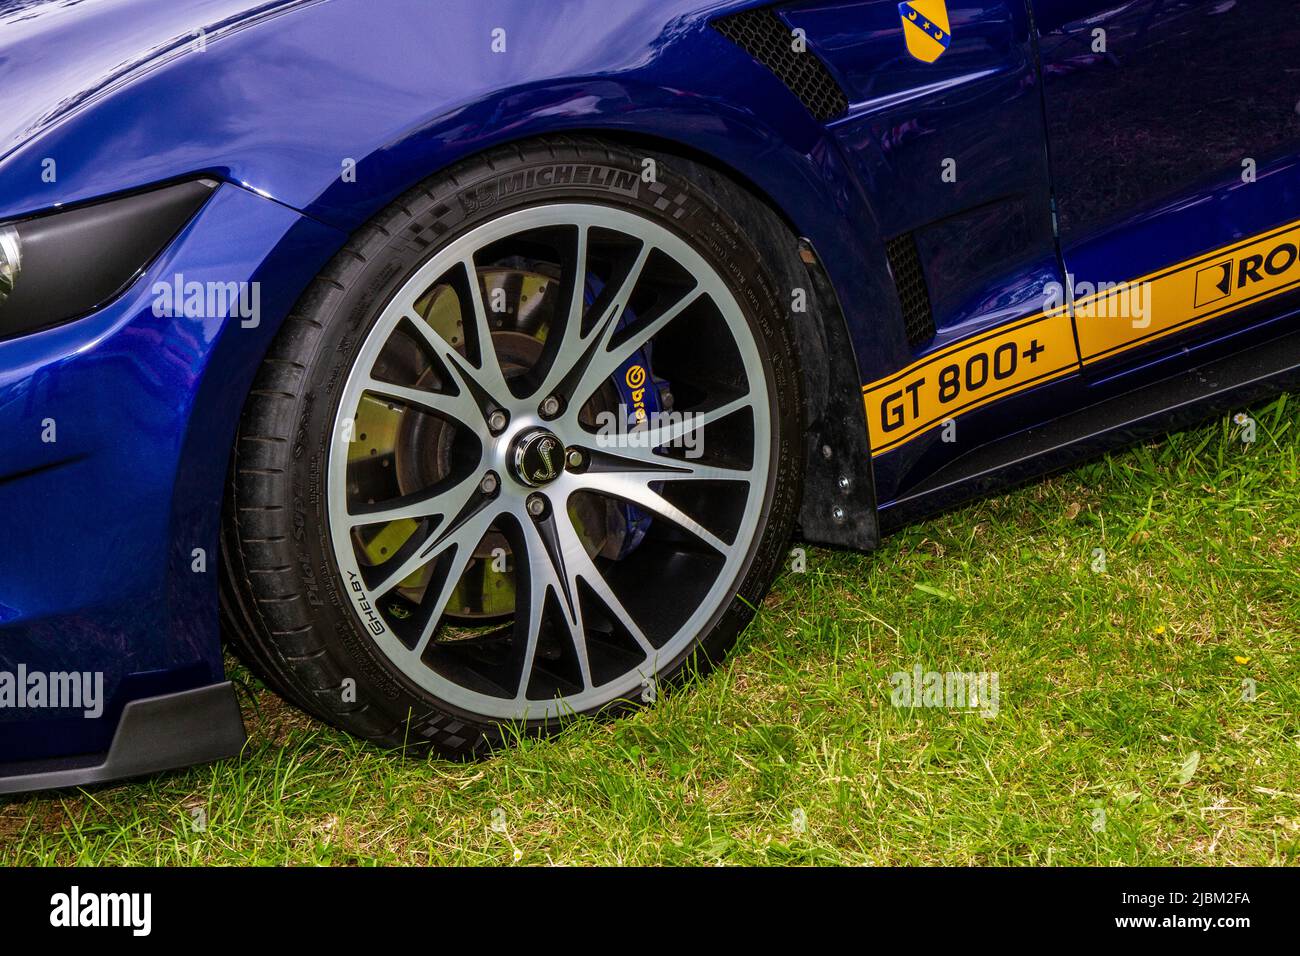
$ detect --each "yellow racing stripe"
[864,307,1078,455]
[863,219,1300,455]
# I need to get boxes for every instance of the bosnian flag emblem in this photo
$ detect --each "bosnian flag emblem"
[898,0,952,63]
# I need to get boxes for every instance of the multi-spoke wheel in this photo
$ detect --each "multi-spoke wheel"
[221,138,803,755]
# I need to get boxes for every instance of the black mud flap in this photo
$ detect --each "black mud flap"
[793,238,879,551]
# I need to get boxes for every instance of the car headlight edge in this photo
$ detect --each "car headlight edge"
[0,178,217,341]
[0,225,20,306]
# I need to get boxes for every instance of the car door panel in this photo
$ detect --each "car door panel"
[1032,0,1300,377]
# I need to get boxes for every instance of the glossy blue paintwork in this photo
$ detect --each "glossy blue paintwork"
[1033,0,1300,373]
[793,0,1058,337]
[0,0,894,377]
[0,181,343,760]
[0,0,902,379]
[1,0,1297,769]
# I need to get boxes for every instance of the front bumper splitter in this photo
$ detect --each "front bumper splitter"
[0,682,245,796]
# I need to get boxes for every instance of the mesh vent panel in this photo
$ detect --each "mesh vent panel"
[885,233,936,348]
[713,8,849,122]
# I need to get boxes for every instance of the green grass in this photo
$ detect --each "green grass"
[3,398,1299,865]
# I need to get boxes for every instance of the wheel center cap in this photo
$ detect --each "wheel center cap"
[510,428,565,487]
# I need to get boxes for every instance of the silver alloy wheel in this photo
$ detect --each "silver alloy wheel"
[327,203,772,719]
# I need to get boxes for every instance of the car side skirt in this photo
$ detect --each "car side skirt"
[879,321,1300,531]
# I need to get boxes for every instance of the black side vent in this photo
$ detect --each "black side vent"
[713,8,849,122]
[885,233,936,348]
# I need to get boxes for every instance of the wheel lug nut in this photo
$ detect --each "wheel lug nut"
[539,395,562,418]
[480,472,499,495]
[526,494,546,517]
[566,448,584,470]
[488,410,508,433]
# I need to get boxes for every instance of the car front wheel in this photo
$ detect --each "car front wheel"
[220,137,804,756]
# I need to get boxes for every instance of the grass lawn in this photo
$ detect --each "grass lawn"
[2,398,1298,865]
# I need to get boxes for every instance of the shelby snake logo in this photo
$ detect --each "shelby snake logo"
[532,435,559,482]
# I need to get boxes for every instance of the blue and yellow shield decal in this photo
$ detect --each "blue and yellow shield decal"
[898,0,951,63]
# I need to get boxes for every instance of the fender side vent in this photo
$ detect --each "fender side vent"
[885,233,936,348]
[713,8,849,122]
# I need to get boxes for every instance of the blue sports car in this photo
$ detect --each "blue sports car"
[1,0,1296,792]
